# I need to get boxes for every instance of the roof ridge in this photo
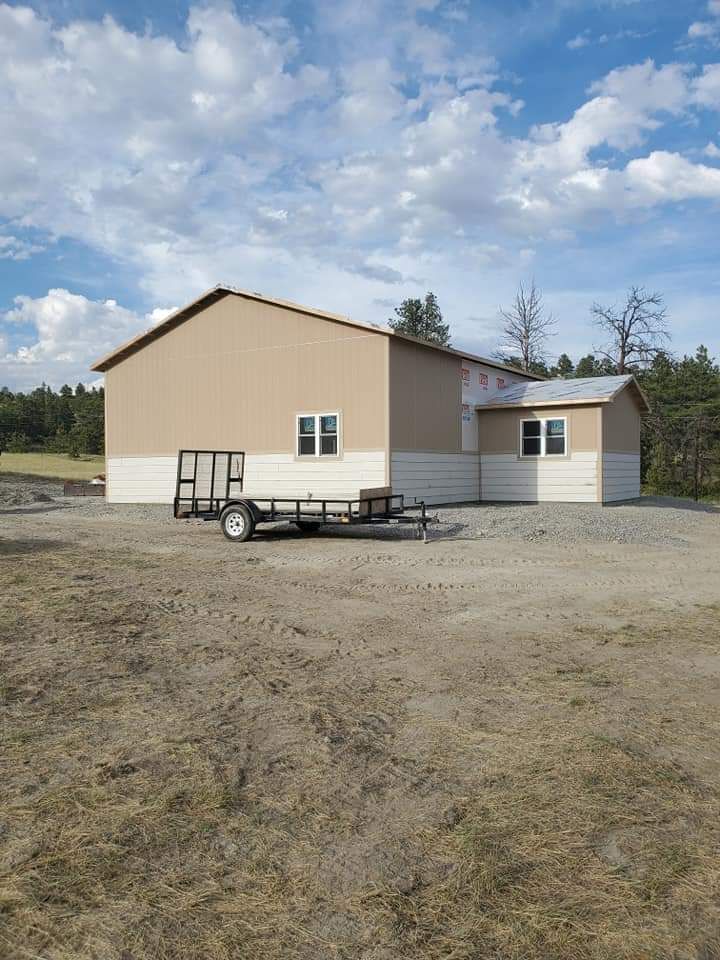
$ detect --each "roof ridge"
[91,284,544,378]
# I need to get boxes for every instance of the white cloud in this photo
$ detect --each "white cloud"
[0,234,45,261]
[0,289,174,388]
[567,32,591,49]
[687,0,720,44]
[693,64,720,107]
[624,151,720,201]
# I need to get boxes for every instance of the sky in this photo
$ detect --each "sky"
[0,0,719,390]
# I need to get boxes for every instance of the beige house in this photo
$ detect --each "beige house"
[92,285,648,506]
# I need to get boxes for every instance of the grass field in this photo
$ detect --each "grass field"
[0,452,104,480]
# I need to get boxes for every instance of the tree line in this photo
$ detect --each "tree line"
[389,286,720,500]
[0,383,104,457]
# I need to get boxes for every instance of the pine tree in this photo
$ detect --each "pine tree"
[388,292,450,346]
[551,353,574,378]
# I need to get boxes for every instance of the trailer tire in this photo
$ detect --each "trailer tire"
[220,504,255,542]
[295,520,321,533]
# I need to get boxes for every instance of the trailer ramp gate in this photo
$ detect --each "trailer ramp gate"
[173,448,435,541]
[174,450,245,518]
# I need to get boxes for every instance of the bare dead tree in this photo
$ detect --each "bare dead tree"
[591,287,670,374]
[495,281,556,372]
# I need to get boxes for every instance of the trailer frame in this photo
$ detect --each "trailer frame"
[172,448,436,541]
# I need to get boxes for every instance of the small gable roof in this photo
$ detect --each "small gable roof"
[475,375,650,412]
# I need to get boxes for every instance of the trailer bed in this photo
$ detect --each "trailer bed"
[173,449,436,541]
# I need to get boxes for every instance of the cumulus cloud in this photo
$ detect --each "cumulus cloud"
[0,290,173,388]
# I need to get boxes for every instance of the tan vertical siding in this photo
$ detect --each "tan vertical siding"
[388,339,462,452]
[105,294,388,456]
[477,405,599,454]
[602,386,642,453]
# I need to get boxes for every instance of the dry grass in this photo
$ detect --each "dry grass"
[0,452,104,480]
[362,733,720,959]
[1,540,720,959]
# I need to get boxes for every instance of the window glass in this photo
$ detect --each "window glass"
[320,415,337,434]
[546,418,566,455]
[320,414,338,455]
[298,415,316,456]
[522,422,541,455]
[299,436,315,455]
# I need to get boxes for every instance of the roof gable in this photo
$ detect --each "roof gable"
[91,284,542,380]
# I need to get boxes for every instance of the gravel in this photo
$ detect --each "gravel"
[1,473,717,547]
[435,498,718,546]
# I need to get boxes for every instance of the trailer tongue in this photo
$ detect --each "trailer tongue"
[173,449,436,542]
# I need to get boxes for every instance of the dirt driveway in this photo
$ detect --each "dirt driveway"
[2,478,720,959]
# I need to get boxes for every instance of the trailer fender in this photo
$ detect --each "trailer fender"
[221,498,264,523]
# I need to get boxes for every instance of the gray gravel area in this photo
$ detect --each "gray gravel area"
[1,473,717,546]
[435,497,718,546]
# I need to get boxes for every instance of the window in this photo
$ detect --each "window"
[297,412,339,457]
[522,419,541,456]
[521,418,566,457]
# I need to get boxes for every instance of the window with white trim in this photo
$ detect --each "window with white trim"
[296,413,339,457]
[521,417,566,457]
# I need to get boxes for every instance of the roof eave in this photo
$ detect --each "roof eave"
[91,286,229,372]
[476,397,613,411]
[611,374,651,413]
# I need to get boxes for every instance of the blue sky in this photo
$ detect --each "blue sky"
[1,0,719,388]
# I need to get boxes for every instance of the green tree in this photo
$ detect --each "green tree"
[388,292,450,346]
[551,353,574,378]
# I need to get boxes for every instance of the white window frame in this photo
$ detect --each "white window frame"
[296,411,342,458]
[519,417,567,458]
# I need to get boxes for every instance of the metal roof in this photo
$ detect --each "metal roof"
[475,375,649,411]
[90,284,543,379]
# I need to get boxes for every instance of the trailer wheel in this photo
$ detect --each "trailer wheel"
[295,520,321,533]
[220,504,255,542]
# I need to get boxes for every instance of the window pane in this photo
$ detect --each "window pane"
[522,421,541,437]
[546,437,565,455]
[298,436,315,455]
[522,437,541,456]
[320,414,337,434]
[546,419,565,437]
[299,416,316,435]
[320,435,337,455]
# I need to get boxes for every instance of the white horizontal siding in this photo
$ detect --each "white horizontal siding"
[107,452,386,504]
[391,452,480,505]
[603,453,640,502]
[480,452,599,502]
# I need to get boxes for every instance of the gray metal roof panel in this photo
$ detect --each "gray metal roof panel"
[477,375,633,407]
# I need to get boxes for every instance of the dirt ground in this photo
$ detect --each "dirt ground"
[2,478,720,960]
